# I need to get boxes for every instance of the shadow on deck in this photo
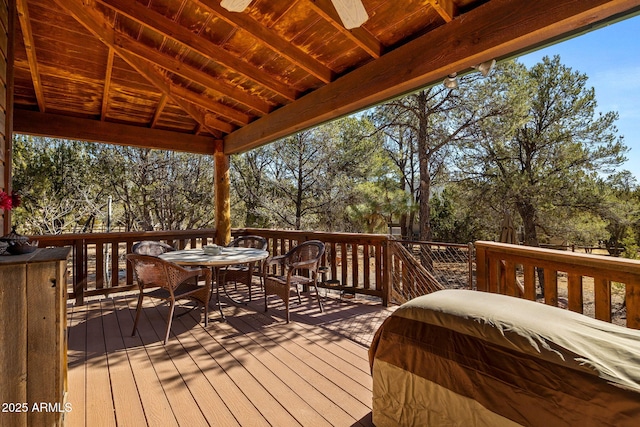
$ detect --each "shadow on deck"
[65,285,396,427]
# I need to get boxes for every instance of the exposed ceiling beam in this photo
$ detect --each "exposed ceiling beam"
[114,32,271,115]
[195,0,335,83]
[428,0,458,22]
[224,0,640,154]
[14,110,217,155]
[16,0,45,112]
[168,83,251,125]
[53,0,231,135]
[100,48,114,120]
[97,0,299,102]
[151,94,168,128]
[307,0,383,58]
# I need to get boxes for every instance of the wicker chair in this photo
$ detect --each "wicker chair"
[263,240,325,322]
[127,254,212,344]
[222,235,268,301]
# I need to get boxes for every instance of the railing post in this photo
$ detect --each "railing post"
[475,242,487,292]
[214,141,231,245]
[467,242,474,290]
[74,238,85,306]
[382,236,391,306]
[627,279,640,329]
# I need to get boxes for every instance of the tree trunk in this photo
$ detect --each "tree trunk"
[516,200,544,294]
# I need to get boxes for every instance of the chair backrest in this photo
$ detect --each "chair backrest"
[126,253,194,293]
[285,240,325,271]
[132,240,176,256]
[228,235,268,251]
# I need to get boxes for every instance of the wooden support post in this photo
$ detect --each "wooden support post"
[214,141,231,245]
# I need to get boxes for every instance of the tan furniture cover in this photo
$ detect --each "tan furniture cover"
[369,289,640,427]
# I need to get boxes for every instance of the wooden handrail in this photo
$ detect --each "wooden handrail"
[475,241,640,329]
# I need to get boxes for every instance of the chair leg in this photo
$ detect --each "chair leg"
[285,293,290,323]
[164,300,176,345]
[312,281,324,313]
[203,298,209,327]
[131,291,145,337]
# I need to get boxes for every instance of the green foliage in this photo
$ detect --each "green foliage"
[456,56,629,247]
[13,136,215,233]
[12,135,105,234]
[429,189,472,243]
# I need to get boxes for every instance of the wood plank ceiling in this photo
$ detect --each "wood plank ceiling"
[11,0,640,155]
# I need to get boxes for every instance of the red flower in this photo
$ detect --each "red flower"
[10,191,21,209]
[0,191,12,211]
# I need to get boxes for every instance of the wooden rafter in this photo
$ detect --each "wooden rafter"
[16,0,45,112]
[168,83,251,125]
[14,110,217,154]
[224,0,640,154]
[114,31,271,115]
[428,0,458,23]
[307,0,382,58]
[100,48,114,121]
[195,0,335,83]
[53,0,231,136]
[151,94,168,128]
[97,0,299,102]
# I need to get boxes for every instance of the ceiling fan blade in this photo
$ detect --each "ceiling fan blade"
[331,0,369,29]
[220,0,253,12]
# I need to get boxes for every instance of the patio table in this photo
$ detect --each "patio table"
[159,247,269,320]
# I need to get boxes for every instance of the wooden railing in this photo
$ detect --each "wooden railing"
[475,241,640,329]
[387,239,444,304]
[236,228,392,305]
[31,228,640,329]
[35,229,217,305]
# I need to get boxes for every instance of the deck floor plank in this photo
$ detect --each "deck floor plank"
[65,302,86,426]
[84,302,117,427]
[135,299,210,426]
[228,310,366,426]
[173,313,268,427]
[193,320,303,426]
[65,287,395,427]
[212,312,335,427]
[235,302,373,418]
[111,296,180,427]
[100,298,148,427]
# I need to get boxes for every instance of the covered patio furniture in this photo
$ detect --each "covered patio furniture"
[222,235,268,301]
[369,289,640,426]
[263,240,325,322]
[127,253,212,344]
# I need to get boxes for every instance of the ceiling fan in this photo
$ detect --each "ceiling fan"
[220,0,369,29]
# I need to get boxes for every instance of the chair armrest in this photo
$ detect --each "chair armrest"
[288,259,319,270]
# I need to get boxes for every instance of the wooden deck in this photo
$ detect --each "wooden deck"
[64,286,396,427]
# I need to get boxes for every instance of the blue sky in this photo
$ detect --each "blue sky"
[517,14,640,181]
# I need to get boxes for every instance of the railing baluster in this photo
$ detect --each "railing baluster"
[96,242,104,290]
[363,244,370,290]
[627,280,640,329]
[505,261,517,296]
[543,268,558,306]
[567,273,583,313]
[351,243,359,289]
[523,264,536,300]
[594,277,611,322]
